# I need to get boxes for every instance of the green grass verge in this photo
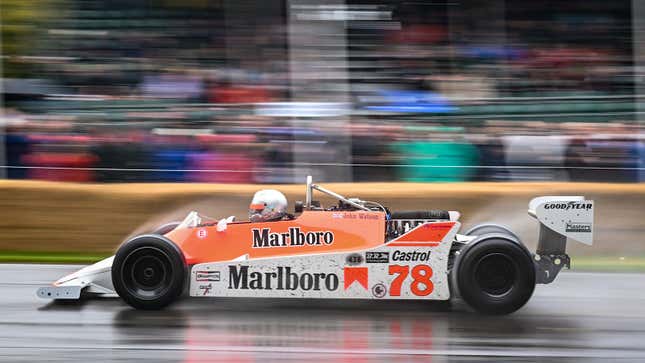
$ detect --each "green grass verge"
[1,252,645,272]
[571,256,645,272]
[0,251,110,264]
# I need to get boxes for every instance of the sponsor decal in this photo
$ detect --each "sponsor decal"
[228,265,339,291]
[197,228,208,239]
[345,253,363,266]
[344,267,368,290]
[372,283,387,298]
[365,251,389,263]
[199,283,212,295]
[196,270,220,282]
[252,227,334,248]
[544,201,593,211]
[391,250,431,262]
[566,222,592,233]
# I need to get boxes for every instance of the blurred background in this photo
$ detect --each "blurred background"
[2,0,644,184]
[2,4,645,361]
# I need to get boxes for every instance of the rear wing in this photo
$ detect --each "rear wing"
[528,196,594,283]
[529,196,594,246]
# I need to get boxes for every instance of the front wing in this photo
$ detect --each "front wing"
[189,222,459,300]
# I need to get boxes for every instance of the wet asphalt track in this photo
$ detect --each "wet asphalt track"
[1,264,645,362]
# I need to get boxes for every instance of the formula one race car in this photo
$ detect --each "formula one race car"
[38,177,594,314]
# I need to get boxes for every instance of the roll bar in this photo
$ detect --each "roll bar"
[304,175,370,211]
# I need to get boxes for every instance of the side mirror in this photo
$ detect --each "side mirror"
[294,201,304,213]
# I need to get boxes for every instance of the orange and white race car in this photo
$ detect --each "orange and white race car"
[38,177,594,314]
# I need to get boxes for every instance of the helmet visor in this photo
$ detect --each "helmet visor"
[249,203,265,212]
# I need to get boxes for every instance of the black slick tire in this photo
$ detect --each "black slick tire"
[112,235,186,310]
[454,235,535,315]
[152,221,181,235]
[464,223,520,242]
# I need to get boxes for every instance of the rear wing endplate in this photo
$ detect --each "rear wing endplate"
[529,196,594,246]
[529,196,594,283]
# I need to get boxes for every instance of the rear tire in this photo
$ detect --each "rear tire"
[454,235,535,315]
[112,235,186,310]
[464,223,520,241]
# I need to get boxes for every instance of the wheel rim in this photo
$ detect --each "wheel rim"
[473,253,518,297]
[121,247,173,300]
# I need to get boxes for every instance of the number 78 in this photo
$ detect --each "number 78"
[388,264,434,296]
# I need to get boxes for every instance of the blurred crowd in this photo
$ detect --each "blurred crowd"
[2,0,644,183]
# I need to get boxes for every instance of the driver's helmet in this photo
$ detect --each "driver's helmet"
[249,189,288,222]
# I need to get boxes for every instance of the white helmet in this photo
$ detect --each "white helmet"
[249,189,288,222]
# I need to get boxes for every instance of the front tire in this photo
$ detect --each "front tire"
[112,235,186,310]
[454,235,535,315]
[152,221,181,235]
